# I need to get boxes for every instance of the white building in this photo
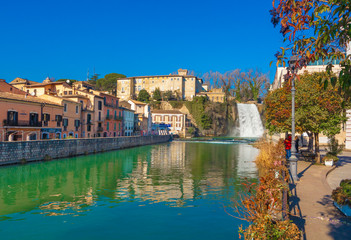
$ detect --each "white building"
[151,110,186,135]
[128,99,152,135]
[121,107,135,136]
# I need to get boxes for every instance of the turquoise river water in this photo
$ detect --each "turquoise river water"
[0,141,259,240]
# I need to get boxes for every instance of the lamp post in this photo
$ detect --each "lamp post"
[288,55,299,182]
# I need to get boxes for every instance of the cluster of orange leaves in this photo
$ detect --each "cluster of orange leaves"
[234,140,301,240]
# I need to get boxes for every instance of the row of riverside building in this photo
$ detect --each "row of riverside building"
[0,77,155,141]
[0,76,189,141]
[0,69,226,142]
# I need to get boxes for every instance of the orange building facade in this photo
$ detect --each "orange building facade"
[0,92,63,141]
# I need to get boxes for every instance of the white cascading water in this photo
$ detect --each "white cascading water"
[236,103,264,138]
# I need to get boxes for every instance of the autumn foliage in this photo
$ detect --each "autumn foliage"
[234,141,301,239]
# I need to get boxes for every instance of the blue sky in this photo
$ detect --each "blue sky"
[0,0,282,83]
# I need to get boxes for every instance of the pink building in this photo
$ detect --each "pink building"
[99,93,123,137]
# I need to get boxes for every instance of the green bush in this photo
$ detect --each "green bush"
[184,96,211,130]
[169,101,184,109]
[187,127,195,135]
[149,101,161,110]
[325,136,344,156]
[332,179,351,207]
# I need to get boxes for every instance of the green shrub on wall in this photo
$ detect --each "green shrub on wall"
[184,96,212,130]
[169,101,184,109]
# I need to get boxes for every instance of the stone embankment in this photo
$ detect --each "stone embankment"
[0,135,171,166]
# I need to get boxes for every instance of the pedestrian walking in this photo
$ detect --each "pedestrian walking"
[295,136,300,153]
[284,134,292,159]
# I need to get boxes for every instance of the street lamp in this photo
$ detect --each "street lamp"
[288,55,299,182]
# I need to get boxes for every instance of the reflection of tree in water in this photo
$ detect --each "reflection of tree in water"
[0,142,259,217]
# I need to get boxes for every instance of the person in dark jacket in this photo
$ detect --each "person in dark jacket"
[295,136,300,153]
[284,135,292,159]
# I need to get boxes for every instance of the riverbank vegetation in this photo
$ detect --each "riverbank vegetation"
[234,140,301,239]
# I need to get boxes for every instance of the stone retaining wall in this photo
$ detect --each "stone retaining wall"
[0,135,171,165]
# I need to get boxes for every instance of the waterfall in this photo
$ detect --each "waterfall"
[236,103,264,138]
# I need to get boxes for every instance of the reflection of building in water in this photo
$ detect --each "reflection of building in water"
[236,144,259,178]
[150,142,186,172]
[0,142,260,215]
[115,142,194,205]
[38,188,95,216]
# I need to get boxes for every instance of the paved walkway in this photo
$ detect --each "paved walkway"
[289,153,351,240]
[326,151,351,190]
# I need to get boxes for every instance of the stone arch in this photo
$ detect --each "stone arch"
[55,132,61,139]
[26,131,37,141]
[8,131,18,141]
[42,132,49,140]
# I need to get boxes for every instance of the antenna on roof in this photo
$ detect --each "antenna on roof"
[87,69,89,81]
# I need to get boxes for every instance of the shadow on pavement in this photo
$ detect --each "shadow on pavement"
[289,177,306,240]
[318,195,351,239]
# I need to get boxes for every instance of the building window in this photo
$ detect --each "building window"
[98,101,102,110]
[74,120,80,131]
[119,123,121,130]
[42,113,50,127]
[107,122,109,131]
[87,114,91,124]
[55,115,62,127]
[99,112,101,121]
[76,105,79,114]
[64,91,67,95]
[69,91,73,95]
[63,118,68,131]
[64,103,67,112]
[121,87,125,93]
[114,122,116,130]
[114,111,117,120]
[7,111,18,126]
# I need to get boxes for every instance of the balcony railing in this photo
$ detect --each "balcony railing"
[105,115,123,121]
[3,120,42,127]
[115,116,123,121]
[97,127,104,132]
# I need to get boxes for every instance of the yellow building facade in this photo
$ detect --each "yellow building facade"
[116,69,203,101]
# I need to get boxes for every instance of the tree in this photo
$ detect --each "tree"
[88,73,100,86]
[242,70,270,101]
[152,88,162,101]
[271,0,351,97]
[163,90,174,101]
[265,72,346,163]
[137,89,150,102]
[200,69,270,103]
[96,73,126,93]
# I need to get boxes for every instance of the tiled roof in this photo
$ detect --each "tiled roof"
[151,110,184,114]
[0,92,61,106]
[129,99,147,105]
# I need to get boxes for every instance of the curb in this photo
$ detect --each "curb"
[322,164,338,192]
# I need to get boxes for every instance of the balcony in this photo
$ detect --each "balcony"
[115,116,123,121]
[105,115,113,120]
[97,127,104,132]
[3,120,42,127]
